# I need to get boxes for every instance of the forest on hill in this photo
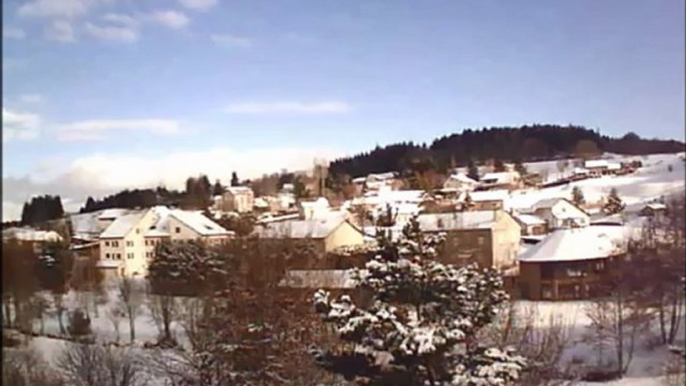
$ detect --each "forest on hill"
[328,124,685,178]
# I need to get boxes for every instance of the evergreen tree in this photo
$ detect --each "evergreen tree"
[312,217,525,385]
[212,180,224,196]
[467,159,480,182]
[231,172,240,187]
[514,159,527,176]
[603,188,625,215]
[571,186,585,206]
[493,158,506,172]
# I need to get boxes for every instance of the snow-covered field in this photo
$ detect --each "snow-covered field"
[510,153,685,211]
[7,289,683,386]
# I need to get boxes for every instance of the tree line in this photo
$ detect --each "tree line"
[20,195,65,227]
[329,124,685,178]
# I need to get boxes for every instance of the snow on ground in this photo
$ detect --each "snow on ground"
[15,292,683,385]
[511,153,685,211]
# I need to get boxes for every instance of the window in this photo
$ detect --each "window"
[126,241,133,247]
[117,253,122,260]
[113,241,119,247]
[175,227,181,234]
[145,240,149,246]
[566,268,583,277]
[136,228,140,234]
[127,253,134,259]
[595,261,605,271]
[477,237,484,246]
[106,253,110,259]
[105,241,110,247]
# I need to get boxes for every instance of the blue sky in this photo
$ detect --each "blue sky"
[2,0,684,219]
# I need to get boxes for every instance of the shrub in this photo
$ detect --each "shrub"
[67,309,92,337]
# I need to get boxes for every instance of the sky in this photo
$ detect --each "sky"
[2,0,685,220]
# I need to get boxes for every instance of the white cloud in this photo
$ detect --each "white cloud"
[211,34,252,48]
[177,0,218,12]
[3,27,26,39]
[55,119,181,141]
[17,0,91,19]
[145,10,190,29]
[3,108,40,142]
[102,13,139,27]
[20,94,44,103]
[45,20,76,42]
[1,146,346,221]
[84,22,137,42]
[224,101,352,115]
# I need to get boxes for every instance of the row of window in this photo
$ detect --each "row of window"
[104,240,120,247]
[106,252,141,260]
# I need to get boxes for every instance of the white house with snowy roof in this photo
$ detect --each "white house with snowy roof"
[443,173,478,192]
[526,198,590,230]
[97,206,232,278]
[478,171,522,191]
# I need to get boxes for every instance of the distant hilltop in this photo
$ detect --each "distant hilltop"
[329,124,685,179]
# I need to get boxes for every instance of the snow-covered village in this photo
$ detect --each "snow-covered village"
[3,1,685,385]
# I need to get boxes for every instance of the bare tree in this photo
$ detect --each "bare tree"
[106,303,124,344]
[3,347,65,386]
[479,302,579,386]
[148,293,177,345]
[56,343,149,386]
[119,277,144,343]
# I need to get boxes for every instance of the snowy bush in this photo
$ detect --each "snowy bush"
[312,216,525,385]
[67,309,92,337]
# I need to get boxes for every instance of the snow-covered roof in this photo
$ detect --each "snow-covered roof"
[417,211,499,231]
[352,177,367,184]
[255,212,352,239]
[480,171,518,184]
[644,202,667,210]
[97,208,129,220]
[147,208,230,237]
[226,186,253,195]
[468,190,510,202]
[584,159,609,169]
[100,212,146,239]
[301,197,330,209]
[518,226,629,263]
[2,227,63,242]
[514,213,546,226]
[279,269,366,289]
[96,260,121,268]
[573,167,589,174]
[531,197,565,210]
[607,162,621,170]
[254,197,269,208]
[447,173,478,185]
[367,172,397,181]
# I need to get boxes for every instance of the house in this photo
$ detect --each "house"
[98,207,232,278]
[443,173,479,192]
[518,226,629,300]
[254,213,366,254]
[69,209,131,243]
[513,213,548,236]
[584,160,622,177]
[528,198,590,229]
[220,187,255,213]
[478,171,521,191]
[416,210,521,270]
[299,197,331,219]
[2,227,64,254]
[465,190,510,211]
[639,202,667,217]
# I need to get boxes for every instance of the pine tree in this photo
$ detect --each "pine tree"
[602,188,625,215]
[494,158,506,172]
[467,159,480,182]
[212,180,224,196]
[231,172,240,187]
[312,217,525,386]
[571,186,585,206]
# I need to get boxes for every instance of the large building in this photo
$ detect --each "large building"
[98,206,232,278]
[254,212,366,254]
[220,187,255,213]
[517,225,629,300]
[416,210,521,271]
